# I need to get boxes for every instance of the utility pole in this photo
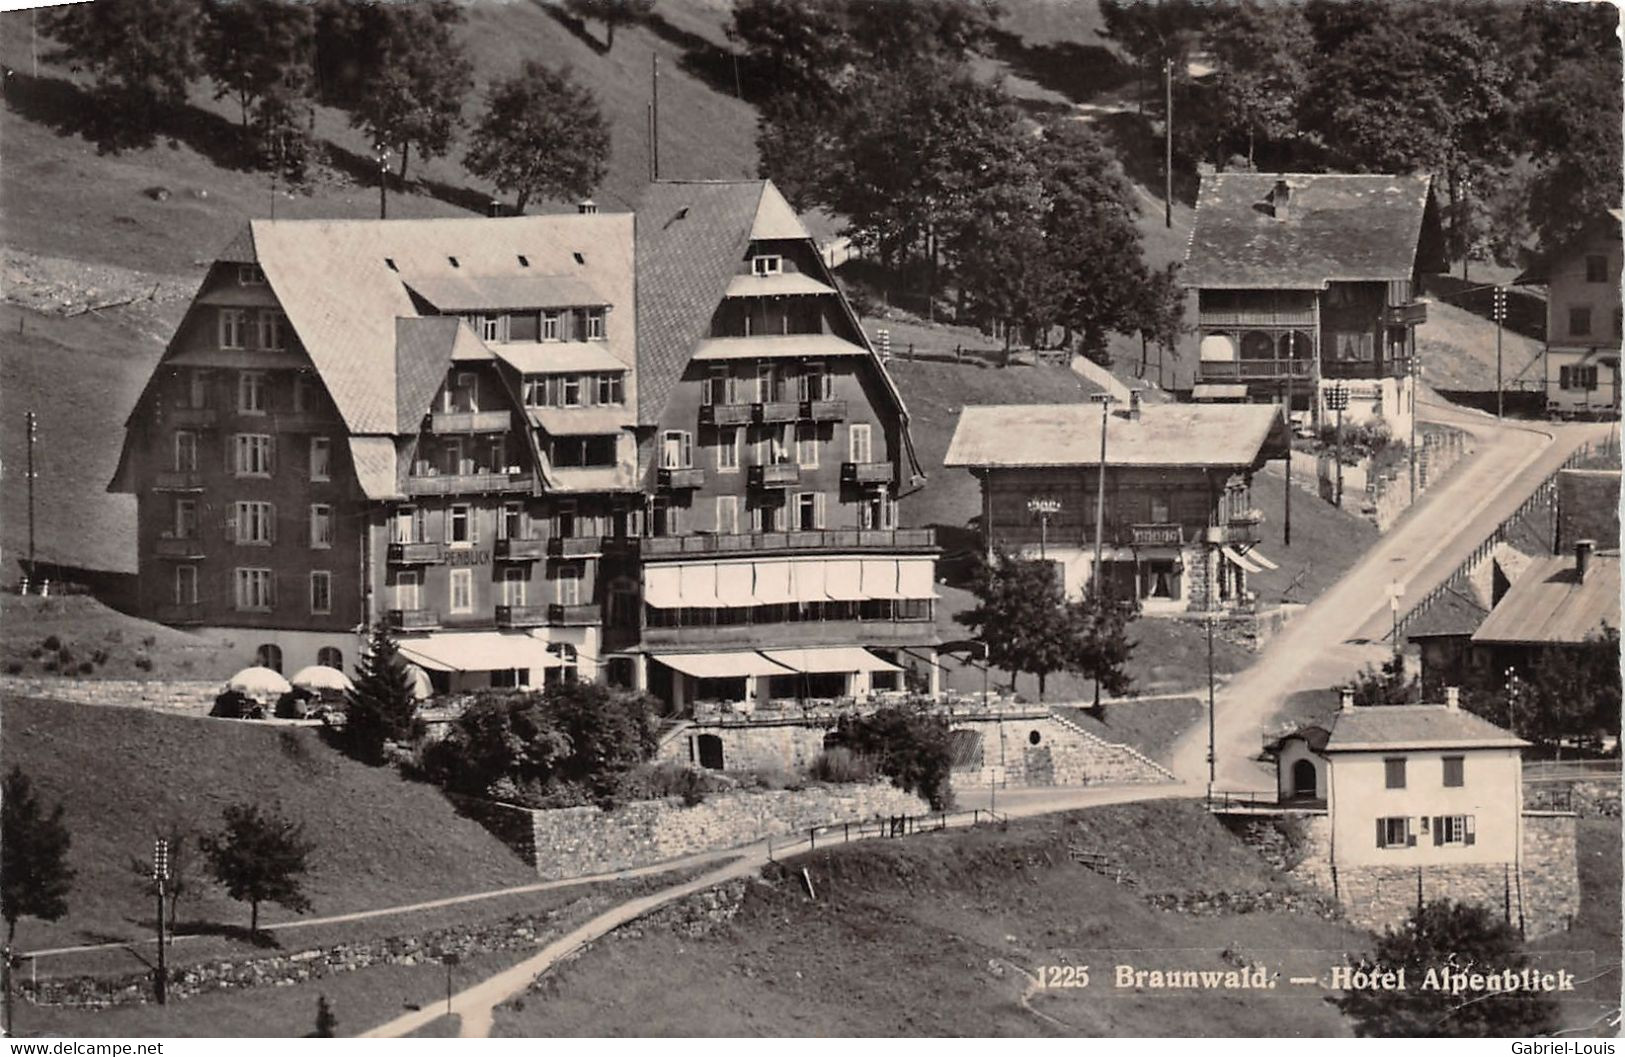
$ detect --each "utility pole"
[1409,355,1419,504]
[1163,58,1173,230]
[1327,382,1348,508]
[651,53,661,181]
[154,839,169,1005]
[375,143,389,220]
[1090,393,1112,712]
[26,410,37,583]
[1283,338,1293,547]
[1493,285,1507,420]
[1206,604,1216,791]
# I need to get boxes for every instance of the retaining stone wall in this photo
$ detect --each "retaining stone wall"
[460,783,929,880]
[0,676,219,714]
[653,722,827,774]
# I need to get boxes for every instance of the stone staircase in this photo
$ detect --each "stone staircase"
[654,717,692,754]
[1046,708,1178,783]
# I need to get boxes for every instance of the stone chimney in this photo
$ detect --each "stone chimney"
[1270,178,1292,221]
[1340,688,1356,712]
[1445,686,1460,711]
[578,198,598,215]
[1576,539,1595,583]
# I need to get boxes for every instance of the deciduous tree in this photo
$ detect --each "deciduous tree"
[1067,585,1138,700]
[1,768,74,949]
[464,62,610,213]
[199,0,314,133]
[349,0,472,183]
[1205,0,1312,167]
[956,549,1078,701]
[563,0,655,51]
[43,0,203,149]
[202,803,314,937]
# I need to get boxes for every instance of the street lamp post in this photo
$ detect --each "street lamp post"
[154,839,169,1005]
[1089,394,1113,589]
[1206,606,1217,793]
[1327,382,1349,508]
[1388,579,1405,645]
[1493,285,1507,421]
[1026,496,1061,561]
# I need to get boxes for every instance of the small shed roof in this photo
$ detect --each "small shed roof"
[1471,553,1620,646]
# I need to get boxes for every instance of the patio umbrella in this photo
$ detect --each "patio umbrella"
[289,665,354,693]
[401,662,433,701]
[226,666,292,698]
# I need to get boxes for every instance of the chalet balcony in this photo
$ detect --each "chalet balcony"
[749,463,801,489]
[658,466,706,490]
[152,471,206,491]
[167,407,217,429]
[387,541,446,565]
[700,402,754,427]
[153,536,205,559]
[270,412,332,433]
[1322,358,1412,380]
[1196,358,1313,382]
[549,602,601,626]
[406,470,532,496]
[1129,523,1184,547]
[495,604,549,628]
[495,537,548,561]
[431,409,512,434]
[388,608,441,630]
[757,400,800,424]
[802,399,847,422]
[547,536,603,559]
[842,461,892,486]
[1383,302,1428,327]
[1206,510,1264,545]
[638,527,938,559]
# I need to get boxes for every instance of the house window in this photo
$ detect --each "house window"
[798,360,832,400]
[317,646,343,669]
[480,315,501,342]
[237,264,266,285]
[449,504,474,546]
[174,431,198,472]
[716,495,739,534]
[500,502,523,541]
[1442,755,1464,788]
[1559,364,1600,391]
[796,422,819,468]
[234,501,275,545]
[1586,255,1608,283]
[310,570,332,614]
[233,567,274,611]
[1376,816,1412,848]
[233,434,273,476]
[561,375,582,406]
[556,564,582,606]
[542,311,561,341]
[1384,757,1407,789]
[717,426,740,472]
[1436,815,1475,846]
[258,311,287,351]
[509,310,539,342]
[522,377,545,407]
[219,309,247,349]
[1570,306,1593,337]
[662,430,693,469]
[770,423,793,464]
[556,501,577,538]
[705,366,740,406]
[1151,495,1171,524]
[237,372,267,414]
[860,490,894,530]
[188,370,211,409]
[395,570,420,611]
[309,504,333,549]
[585,308,606,340]
[756,363,778,403]
[450,569,474,614]
[174,498,198,539]
[596,373,624,405]
[849,424,872,465]
[174,564,198,605]
[392,506,421,544]
[502,566,527,607]
[752,255,782,277]
[795,492,824,531]
[310,436,331,481]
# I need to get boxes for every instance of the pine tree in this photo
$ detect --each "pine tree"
[1067,584,1139,702]
[1,767,74,949]
[201,803,314,937]
[343,624,419,764]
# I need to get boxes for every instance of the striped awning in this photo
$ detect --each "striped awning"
[761,647,903,674]
[1221,545,1263,574]
[654,651,795,679]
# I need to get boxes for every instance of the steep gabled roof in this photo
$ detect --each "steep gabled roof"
[1325,704,1527,752]
[1471,553,1620,646]
[1515,210,1623,285]
[944,403,1289,470]
[1183,173,1434,289]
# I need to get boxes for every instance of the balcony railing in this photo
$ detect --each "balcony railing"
[154,536,204,559]
[495,604,549,628]
[388,608,441,630]
[167,407,217,429]
[495,537,548,561]
[802,399,847,422]
[547,536,602,559]
[549,602,601,626]
[758,401,800,424]
[431,409,512,433]
[1129,523,1183,547]
[749,463,801,488]
[387,541,446,564]
[700,403,754,427]
[406,471,532,496]
[1196,359,1314,381]
[271,412,331,433]
[659,466,706,490]
[1322,358,1411,380]
[842,461,892,485]
[639,527,937,558]
[152,471,205,491]
[641,617,934,649]
[1383,302,1428,327]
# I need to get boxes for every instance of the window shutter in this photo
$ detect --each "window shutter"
[1375,819,1385,848]
[226,434,237,474]
[267,503,277,544]
[1433,817,1444,846]
[1406,821,1416,847]
[471,509,480,545]
[1464,816,1476,846]
[815,492,826,530]
[682,431,693,469]
[225,505,238,542]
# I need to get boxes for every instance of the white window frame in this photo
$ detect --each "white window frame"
[717,426,740,472]
[556,564,582,606]
[309,436,331,482]
[233,567,274,611]
[237,264,266,286]
[662,430,693,470]
[174,431,198,472]
[480,314,501,343]
[188,370,210,409]
[849,423,873,465]
[752,254,783,277]
[309,503,333,549]
[716,495,739,535]
[258,311,287,351]
[450,568,474,614]
[233,433,273,477]
[561,375,582,407]
[502,566,527,607]
[174,498,198,539]
[219,309,247,349]
[770,423,792,464]
[596,372,623,405]
[1378,816,1411,848]
[395,570,421,612]
[449,503,474,547]
[174,564,198,606]
[309,570,332,615]
[585,308,606,340]
[796,422,819,468]
[541,311,561,342]
[234,500,275,546]
[237,371,267,414]
[392,507,417,545]
[500,502,523,541]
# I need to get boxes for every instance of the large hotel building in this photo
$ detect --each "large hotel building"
[110,181,941,708]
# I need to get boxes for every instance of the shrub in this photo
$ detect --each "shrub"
[4,663,21,676]
[141,636,157,648]
[830,706,956,809]
[133,655,153,672]
[613,761,730,806]
[90,649,108,666]
[76,662,94,675]
[55,648,73,667]
[807,747,879,784]
[41,636,60,652]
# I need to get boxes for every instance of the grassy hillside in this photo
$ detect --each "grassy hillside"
[1,594,242,680]
[0,697,537,953]
[491,800,1369,1037]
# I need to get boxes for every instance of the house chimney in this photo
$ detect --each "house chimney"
[1340,688,1355,712]
[577,198,598,215]
[1271,178,1292,221]
[1576,539,1595,582]
[1128,389,1143,421]
[1445,686,1460,711]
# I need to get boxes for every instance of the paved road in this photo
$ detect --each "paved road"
[1168,408,1617,792]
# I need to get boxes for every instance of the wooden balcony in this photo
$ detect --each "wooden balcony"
[167,407,217,429]
[802,399,847,422]
[495,537,548,561]
[1383,302,1428,327]
[406,471,532,496]
[547,536,603,559]
[658,466,706,490]
[388,608,441,630]
[1206,510,1264,545]
[757,401,800,424]
[842,461,892,485]
[152,471,205,491]
[641,616,935,650]
[750,463,801,488]
[151,604,205,626]
[271,412,332,433]
[387,541,446,565]
[153,536,205,559]
[431,409,512,433]
[700,403,754,427]
[495,604,549,628]
[1129,523,1183,547]
[639,527,937,558]
[549,602,601,626]
[1196,358,1313,382]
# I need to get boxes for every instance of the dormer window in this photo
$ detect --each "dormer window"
[448,256,460,268]
[585,308,606,341]
[384,258,398,272]
[237,264,266,285]
[542,311,560,342]
[572,252,585,265]
[752,254,783,277]
[517,255,530,268]
[480,315,501,342]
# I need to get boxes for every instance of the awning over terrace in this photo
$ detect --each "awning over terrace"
[652,652,797,679]
[761,647,903,674]
[396,632,562,673]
